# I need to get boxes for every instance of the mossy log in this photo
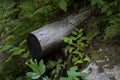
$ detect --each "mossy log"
[27,6,100,61]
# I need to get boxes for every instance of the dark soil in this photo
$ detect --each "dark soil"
[87,35,120,67]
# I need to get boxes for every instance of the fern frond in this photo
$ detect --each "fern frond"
[0,0,15,11]
[104,19,120,40]
[30,5,54,17]
[18,1,35,17]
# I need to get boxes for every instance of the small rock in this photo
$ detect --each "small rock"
[109,76,116,80]
[83,63,120,80]
[98,66,104,73]
[88,67,92,73]
[96,59,105,64]
[104,56,110,61]
[104,64,110,68]
[99,48,102,52]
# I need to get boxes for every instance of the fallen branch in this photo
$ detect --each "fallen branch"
[27,5,100,61]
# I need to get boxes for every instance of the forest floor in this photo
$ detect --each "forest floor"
[83,35,120,80]
[0,22,120,80]
[0,34,120,80]
[89,35,120,67]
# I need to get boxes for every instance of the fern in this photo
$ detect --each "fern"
[90,0,120,40]
[30,5,54,17]
[62,28,95,65]
[18,0,35,17]
[104,16,120,40]
[0,0,85,79]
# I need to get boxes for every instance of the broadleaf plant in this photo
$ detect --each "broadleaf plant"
[25,59,46,79]
[59,0,67,12]
[60,66,88,80]
[62,28,94,65]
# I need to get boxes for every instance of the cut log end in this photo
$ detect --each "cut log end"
[27,33,41,60]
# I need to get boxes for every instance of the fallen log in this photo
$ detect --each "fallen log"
[27,6,100,61]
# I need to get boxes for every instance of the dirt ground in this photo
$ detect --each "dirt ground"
[83,35,120,80]
[88,35,120,66]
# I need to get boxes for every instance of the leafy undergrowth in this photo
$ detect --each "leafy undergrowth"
[25,58,89,80]
[0,0,120,80]
[23,26,97,80]
[0,0,90,80]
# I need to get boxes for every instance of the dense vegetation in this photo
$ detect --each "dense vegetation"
[0,0,120,80]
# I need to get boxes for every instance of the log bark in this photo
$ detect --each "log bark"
[27,6,100,61]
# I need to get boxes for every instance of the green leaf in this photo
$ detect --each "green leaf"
[101,4,109,13]
[69,66,78,72]
[21,51,29,58]
[72,31,77,35]
[26,72,40,79]
[60,77,72,80]
[62,37,70,43]
[70,36,77,40]
[10,47,25,56]
[78,29,83,33]
[79,72,89,77]
[72,57,79,63]
[83,55,91,62]
[16,77,24,80]
[25,59,46,77]
[104,23,120,40]
[107,10,112,16]
[74,77,79,80]
[74,60,83,65]
[67,66,80,78]
[60,66,88,79]
[91,0,98,5]
[78,53,83,59]
[67,46,74,53]
[25,59,39,73]
[47,61,57,68]
[5,35,15,41]
[42,76,50,80]
[86,29,98,43]
[0,45,12,52]
[77,32,83,39]
[91,0,104,6]
[19,40,26,46]
[39,60,46,75]
[62,37,73,45]
[2,1,15,10]
[59,0,67,12]
[5,48,25,62]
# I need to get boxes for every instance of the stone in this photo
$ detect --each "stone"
[83,62,120,80]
